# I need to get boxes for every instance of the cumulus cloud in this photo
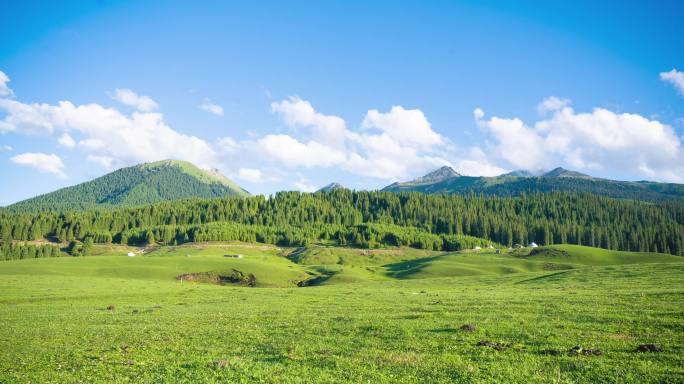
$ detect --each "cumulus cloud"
[475,108,548,170]
[261,97,452,180]
[362,106,443,149]
[0,99,216,170]
[199,98,224,116]
[0,99,62,135]
[255,134,347,168]
[271,96,349,147]
[537,106,681,178]
[473,108,484,120]
[342,133,448,179]
[0,73,225,178]
[660,69,684,96]
[475,99,684,182]
[10,152,66,178]
[455,147,507,176]
[292,178,317,192]
[0,70,14,98]
[237,168,263,183]
[217,136,239,153]
[57,133,76,148]
[537,96,570,114]
[87,155,116,170]
[257,97,454,180]
[1,74,460,183]
[111,88,158,112]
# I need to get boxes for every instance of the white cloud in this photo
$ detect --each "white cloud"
[0,144,12,153]
[342,132,448,179]
[0,70,14,98]
[537,96,570,114]
[537,106,682,179]
[292,178,317,192]
[475,108,548,170]
[111,88,158,112]
[10,152,66,178]
[362,106,443,149]
[2,74,461,184]
[0,99,216,169]
[237,168,263,183]
[265,98,452,180]
[0,99,62,135]
[87,155,116,170]
[473,108,484,120]
[475,98,684,182]
[455,147,507,176]
[660,69,684,96]
[255,134,347,168]
[217,136,239,153]
[271,96,349,147]
[57,133,76,148]
[199,98,224,116]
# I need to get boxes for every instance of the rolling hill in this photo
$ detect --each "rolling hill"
[2,240,682,382]
[6,160,250,212]
[382,166,684,201]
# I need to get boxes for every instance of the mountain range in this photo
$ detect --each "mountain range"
[381,166,684,201]
[5,161,684,212]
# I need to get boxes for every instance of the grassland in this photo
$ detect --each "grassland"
[0,242,682,383]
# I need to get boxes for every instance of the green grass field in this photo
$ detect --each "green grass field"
[1,242,682,383]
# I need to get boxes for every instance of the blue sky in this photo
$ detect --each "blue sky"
[1,0,683,205]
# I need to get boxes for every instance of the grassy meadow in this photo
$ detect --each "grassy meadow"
[0,242,682,383]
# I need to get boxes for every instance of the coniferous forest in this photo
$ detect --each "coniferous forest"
[1,190,682,256]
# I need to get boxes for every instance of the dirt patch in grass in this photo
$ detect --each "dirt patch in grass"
[568,346,603,356]
[176,269,256,287]
[606,333,633,340]
[528,248,570,258]
[476,341,507,351]
[382,352,420,365]
[210,359,229,369]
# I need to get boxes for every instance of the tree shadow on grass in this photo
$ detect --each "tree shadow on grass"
[384,255,442,279]
[514,270,572,284]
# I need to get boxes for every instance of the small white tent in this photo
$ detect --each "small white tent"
[528,242,539,248]
[127,252,136,257]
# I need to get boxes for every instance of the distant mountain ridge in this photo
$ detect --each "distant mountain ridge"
[317,182,345,193]
[412,166,461,183]
[542,167,593,179]
[382,166,684,202]
[501,170,537,177]
[7,160,250,212]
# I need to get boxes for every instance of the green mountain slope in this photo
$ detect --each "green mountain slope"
[7,160,250,212]
[382,166,684,201]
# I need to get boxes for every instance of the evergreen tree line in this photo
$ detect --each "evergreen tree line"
[120,222,494,251]
[0,191,682,255]
[0,243,61,261]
